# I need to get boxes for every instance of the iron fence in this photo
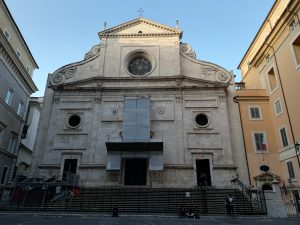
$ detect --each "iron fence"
[281,186,300,217]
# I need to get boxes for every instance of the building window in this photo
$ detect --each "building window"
[0,122,6,144]
[68,114,81,128]
[0,167,8,184]
[8,133,17,154]
[260,165,270,172]
[274,99,282,116]
[17,102,24,116]
[195,113,209,127]
[280,127,289,147]
[291,34,300,67]
[5,89,13,106]
[3,28,10,40]
[125,50,155,77]
[287,161,295,179]
[267,68,277,92]
[249,106,261,120]
[289,19,297,32]
[253,132,267,152]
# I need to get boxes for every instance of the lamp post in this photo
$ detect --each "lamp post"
[295,142,300,169]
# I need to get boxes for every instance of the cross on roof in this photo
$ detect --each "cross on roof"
[138,8,144,17]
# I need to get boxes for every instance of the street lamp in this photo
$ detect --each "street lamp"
[295,142,300,169]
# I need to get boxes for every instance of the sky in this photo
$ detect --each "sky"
[5,0,274,97]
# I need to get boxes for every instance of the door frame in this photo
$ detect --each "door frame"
[193,154,213,187]
[122,157,149,186]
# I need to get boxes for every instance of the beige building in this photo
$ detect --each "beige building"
[237,0,300,188]
[0,0,38,187]
[32,17,248,188]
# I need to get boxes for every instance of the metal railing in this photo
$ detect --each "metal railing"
[281,186,300,217]
[1,185,266,215]
[231,177,267,215]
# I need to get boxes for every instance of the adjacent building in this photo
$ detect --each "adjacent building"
[237,0,300,188]
[17,97,42,177]
[0,0,38,186]
[32,17,248,188]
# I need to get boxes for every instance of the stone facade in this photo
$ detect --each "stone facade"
[33,18,248,188]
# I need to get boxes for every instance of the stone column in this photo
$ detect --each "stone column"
[264,178,287,218]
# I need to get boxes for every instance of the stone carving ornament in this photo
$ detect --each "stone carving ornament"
[51,73,65,85]
[202,67,217,76]
[50,67,77,85]
[215,71,231,83]
[84,45,101,59]
[63,67,77,79]
[157,106,166,114]
[111,107,118,116]
[180,43,196,59]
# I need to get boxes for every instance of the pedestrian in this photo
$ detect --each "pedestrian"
[228,194,234,216]
[112,205,119,217]
[225,194,234,216]
[194,207,200,219]
[179,206,186,218]
[225,194,230,215]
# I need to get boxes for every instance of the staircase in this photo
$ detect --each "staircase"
[1,187,266,215]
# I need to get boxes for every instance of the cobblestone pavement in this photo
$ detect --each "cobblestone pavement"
[0,213,299,225]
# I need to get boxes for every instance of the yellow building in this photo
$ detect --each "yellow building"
[237,0,300,188]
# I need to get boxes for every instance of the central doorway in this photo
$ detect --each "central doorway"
[63,159,77,181]
[124,159,147,185]
[196,159,212,187]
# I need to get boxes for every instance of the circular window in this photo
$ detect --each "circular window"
[125,50,155,76]
[195,114,209,127]
[128,57,152,75]
[260,165,270,172]
[68,114,81,128]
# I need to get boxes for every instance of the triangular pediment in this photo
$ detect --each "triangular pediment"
[99,18,182,39]
[253,172,279,181]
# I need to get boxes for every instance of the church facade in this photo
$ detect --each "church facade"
[32,18,248,188]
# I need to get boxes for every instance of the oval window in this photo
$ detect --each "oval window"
[260,165,270,172]
[195,114,209,127]
[68,114,81,128]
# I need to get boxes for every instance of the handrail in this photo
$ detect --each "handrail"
[230,177,251,194]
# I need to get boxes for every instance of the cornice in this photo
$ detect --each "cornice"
[1,0,38,68]
[50,75,229,92]
[100,33,181,39]
[0,148,17,158]
[0,32,38,94]
[239,0,300,69]
[0,98,24,123]
[235,95,269,102]
[99,17,182,39]
[252,1,300,67]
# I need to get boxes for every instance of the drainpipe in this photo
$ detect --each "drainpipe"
[233,96,252,186]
